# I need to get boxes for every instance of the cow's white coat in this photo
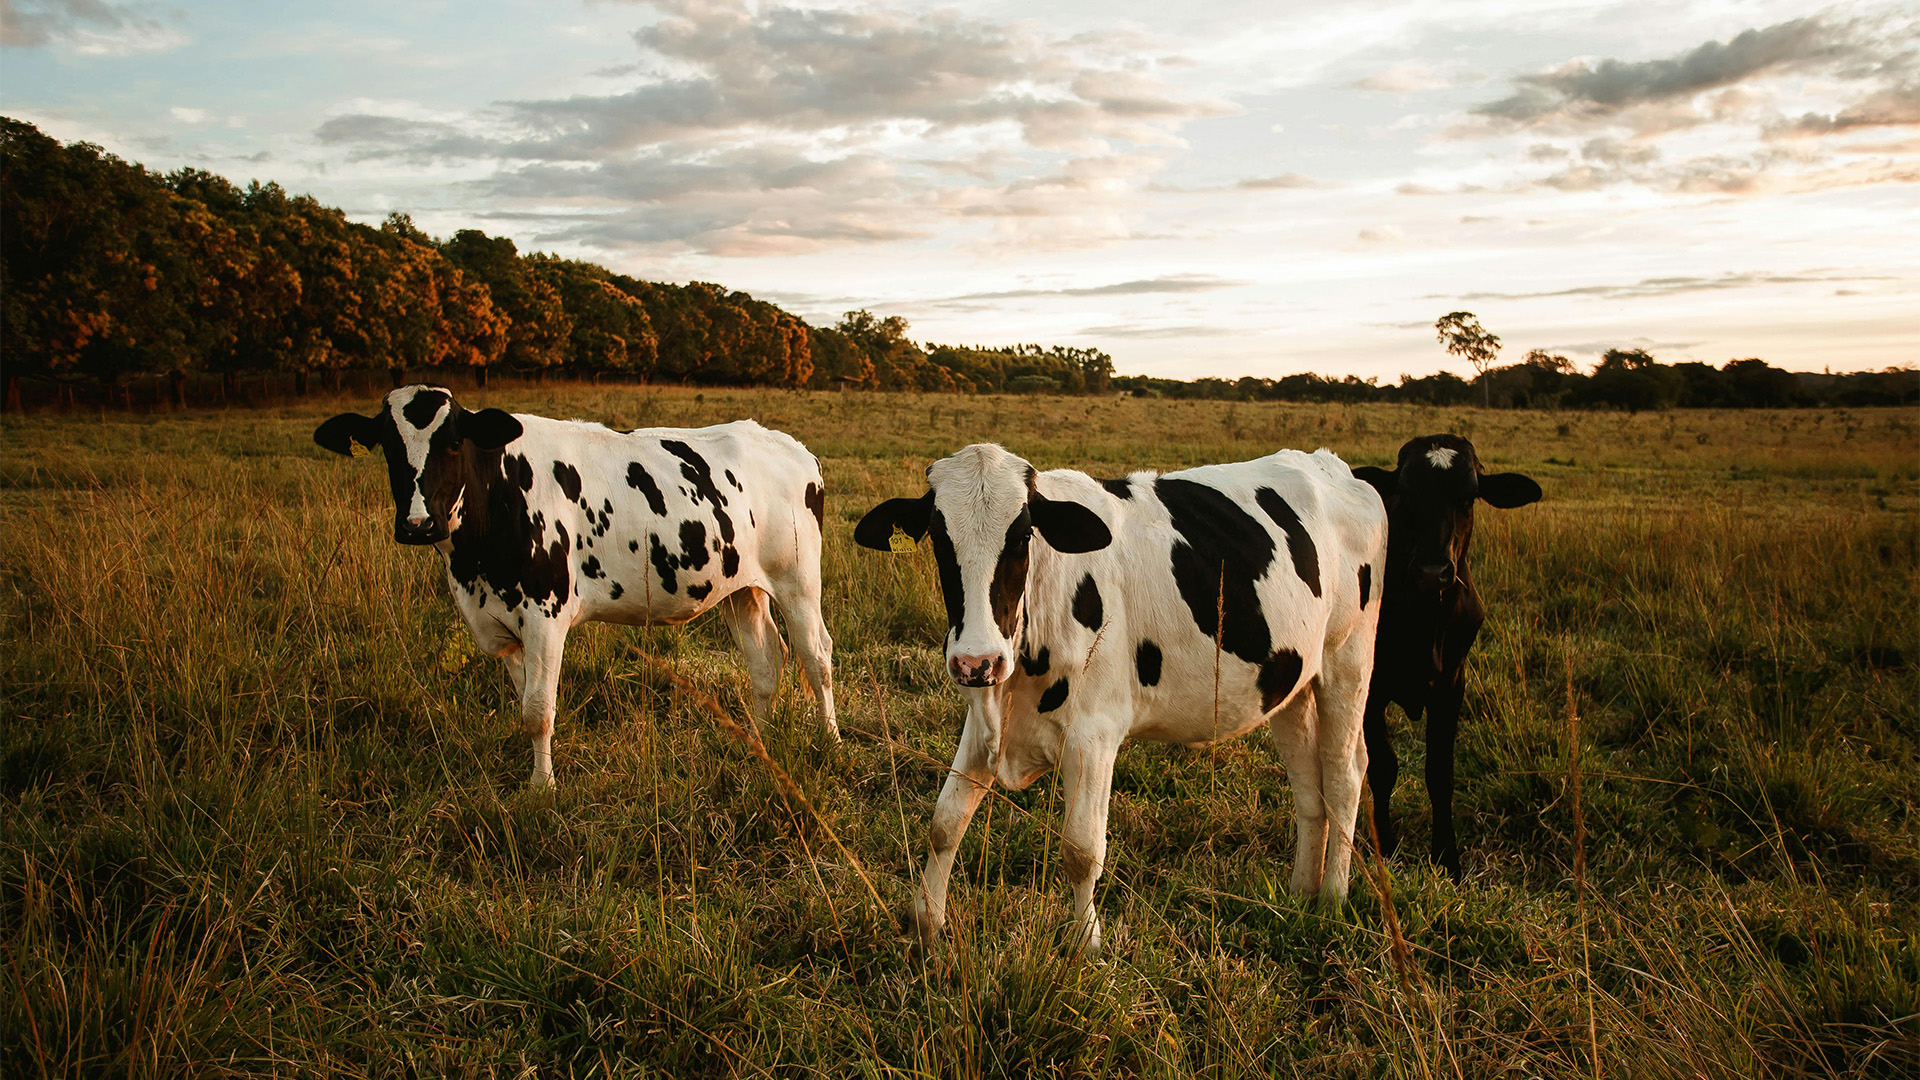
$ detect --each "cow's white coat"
[910,444,1387,953]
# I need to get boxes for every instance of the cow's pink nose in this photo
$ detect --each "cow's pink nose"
[949,653,1006,687]
[408,514,432,528]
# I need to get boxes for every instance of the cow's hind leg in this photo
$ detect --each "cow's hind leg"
[720,587,786,723]
[518,624,570,788]
[1268,682,1326,897]
[1313,634,1374,906]
[766,574,838,742]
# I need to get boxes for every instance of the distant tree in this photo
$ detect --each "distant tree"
[1435,311,1502,407]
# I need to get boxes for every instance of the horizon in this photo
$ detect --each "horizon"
[5,0,1917,380]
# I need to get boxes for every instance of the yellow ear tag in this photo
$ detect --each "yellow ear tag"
[349,441,370,459]
[438,631,473,673]
[888,526,916,554]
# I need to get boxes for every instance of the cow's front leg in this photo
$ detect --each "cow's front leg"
[915,691,998,947]
[1362,686,1400,858]
[517,623,570,788]
[1426,673,1465,879]
[1058,731,1122,956]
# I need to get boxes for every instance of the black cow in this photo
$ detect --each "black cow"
[1351,434,1541,877]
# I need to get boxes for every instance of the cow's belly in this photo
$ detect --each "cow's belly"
[1126,657,1292,746]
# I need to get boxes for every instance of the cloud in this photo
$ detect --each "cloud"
[1079,323,1237,338]
[1771,81,1920,137]
[1236,172,1325,190]
[1354,62,1452,94]
[2,0,185,53]
[928,274,1246,305]
[1436,270,1895,302]
[1472,18,1858,131]
[313,0,1231,256]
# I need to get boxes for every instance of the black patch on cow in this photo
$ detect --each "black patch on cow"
[443,448,573,618]
[581,555,604,579]
[1258,649,1303,712]
[687,582,713,601]
[989,509,1033,639]
[1136,640,1162,687]
[504,453,535,491]
[1072,574,1103,632]
[626,462,668,516]
[1255,487,1322,598]
[1100,477,1133,499]
[661,439,739,578]
[725,469,741,491]
[609,581,623,600]
[1156,477,1275,665]
[575,533,584,551]
[927,509,964,638]
[678,519,710,571]
[1020,646,1051,677]
[402,389,449,429]
[629,539,639,553]
[648,534,678,594]
[1038,677,1071,713]
[804,482,825,528]
[1358,564,1372,609]
[553,461,583,503]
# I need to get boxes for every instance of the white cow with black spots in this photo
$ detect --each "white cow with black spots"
[316,386,837,786]
[857,444,1386,953]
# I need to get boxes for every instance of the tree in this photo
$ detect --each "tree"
[1435,311,1502,407]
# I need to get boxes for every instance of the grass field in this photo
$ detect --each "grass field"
[2,388,1916,1078]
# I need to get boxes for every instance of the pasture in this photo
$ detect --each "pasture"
[2,388,1915,1078]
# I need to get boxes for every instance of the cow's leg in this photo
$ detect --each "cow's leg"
[1267,681,1326,897]
[767,575,838,741]
[1362,688,1401,858]
[1058,731,1122,956]
[719,587,786,722]
[498,643,527,697]
[1314,634,1375,906]
[915,692,998,947]
[518,624,570,788]
[1426,675,1465,879]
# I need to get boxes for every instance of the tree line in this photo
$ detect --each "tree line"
[2,117,1909,412]
[0,118,1111,408]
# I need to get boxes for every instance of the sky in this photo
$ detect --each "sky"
[4,0,1917,381]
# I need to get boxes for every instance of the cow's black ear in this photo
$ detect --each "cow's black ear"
[1031,492,1112,554]
[1478,472,1542,508]
[458,408,522,450]
[854,492,933,550]
[314,413,380,457]
[1351,465,1397,501]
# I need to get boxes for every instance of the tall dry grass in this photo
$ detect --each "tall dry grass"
[2,388,1914,1077]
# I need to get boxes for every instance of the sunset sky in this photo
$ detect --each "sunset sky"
[5,0,1916,381]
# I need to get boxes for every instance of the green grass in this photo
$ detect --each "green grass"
[2,388,1916,1077]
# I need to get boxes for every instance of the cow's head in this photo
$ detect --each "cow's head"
[1352,434,1540,595]
[855,444,1111,688]
[313,385,523,545]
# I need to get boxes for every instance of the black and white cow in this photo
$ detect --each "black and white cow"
[315,386,837,786]
[1351,434,1541,877]
[856,444,1387,952]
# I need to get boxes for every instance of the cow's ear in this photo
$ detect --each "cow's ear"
[314,413,380,457]
[1478,472,1542,508]
[458,408,522,450]
[854,492,933,550]
[1031,492,1112,554]
[1351,465,1397,501]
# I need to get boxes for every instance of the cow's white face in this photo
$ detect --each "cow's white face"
[314,385,523,545]
[857,444,1112,688]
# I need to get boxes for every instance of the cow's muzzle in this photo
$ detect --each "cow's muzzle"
[948,653,1007,688]
[395,518,446,545]
[1415,561,1455,592]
